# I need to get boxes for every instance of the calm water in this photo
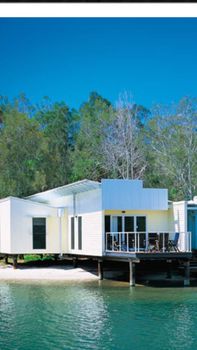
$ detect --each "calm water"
[0,280,197,350]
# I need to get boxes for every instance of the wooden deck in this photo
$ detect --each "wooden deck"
[103,251,192,286]
[104,251,192,262]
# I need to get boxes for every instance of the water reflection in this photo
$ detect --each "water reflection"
[169,304,195,349]
[0,282,113,350]
[0,282,197,350]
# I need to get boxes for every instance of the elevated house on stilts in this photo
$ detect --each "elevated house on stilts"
[0,179,194,285]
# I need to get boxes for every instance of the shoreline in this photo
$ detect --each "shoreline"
[0,265,99,282]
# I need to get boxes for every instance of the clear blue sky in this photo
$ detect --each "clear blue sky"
[0,18,197,109]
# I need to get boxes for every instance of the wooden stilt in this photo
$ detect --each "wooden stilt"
[13,255,18,269]
[98,260,103,280]
[184,261,190,286]
[166,260,172,279]
[129,260,135,286]
[54,254,59,262]
[4,255,8,264]
[73,257,78,268]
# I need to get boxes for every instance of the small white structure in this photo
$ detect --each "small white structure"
[0,179,192,257]
[172,198,197,251]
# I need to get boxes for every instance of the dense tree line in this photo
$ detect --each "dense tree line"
[0,92,196,200]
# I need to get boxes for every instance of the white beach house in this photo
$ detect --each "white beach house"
[0,179,192,257]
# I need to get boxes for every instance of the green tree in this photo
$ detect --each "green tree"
[146,98,197,200]
[35,99,78,189]
[100,95,148,179]
[0,108,46,197]
[69,92,112,182]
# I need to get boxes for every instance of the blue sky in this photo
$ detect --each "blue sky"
[0,17,196,109]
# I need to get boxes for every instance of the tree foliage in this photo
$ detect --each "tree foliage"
[0,93,196,201]
[35,99,77,189]
[0,108,46,197]
[69,92,112,181]
[100,95,147,179]
[146,98,197,200]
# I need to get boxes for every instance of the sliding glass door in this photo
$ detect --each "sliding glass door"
[110,215,146,233]
[105,214,146,251]
[111,216,122,233]
[124,216,134,232]
[136,216,146,249]
[136,216,146,232]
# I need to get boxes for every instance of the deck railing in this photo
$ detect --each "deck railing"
[105,231,191,253]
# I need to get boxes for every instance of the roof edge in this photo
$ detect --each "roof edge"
[27,179,101,199]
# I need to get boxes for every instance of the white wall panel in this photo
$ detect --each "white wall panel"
[0,199,11,253]
[172,202,187,233]
[172,201,187,251]
[10,198,61,254]
[102,179,168,210]
[67,190,103,256]
[75,189,102,214]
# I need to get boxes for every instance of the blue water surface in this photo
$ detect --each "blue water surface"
[0,280,197,350]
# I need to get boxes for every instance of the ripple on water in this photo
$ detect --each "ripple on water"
[0,282,197,350]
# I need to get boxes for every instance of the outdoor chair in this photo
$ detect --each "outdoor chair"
[121,242,128,251]
[138,233,146,251]
[112,239,121,251]
[157,233,169,252]
[167,232,180,252]
[148,233,159,252]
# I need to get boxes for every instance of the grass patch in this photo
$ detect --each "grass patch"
[24,254,54,262]
[24,255,42,262]
[0,254,56,267]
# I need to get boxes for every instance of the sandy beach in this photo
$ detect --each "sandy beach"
[0,265,99,281]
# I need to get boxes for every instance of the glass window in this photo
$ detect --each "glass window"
[111,216,122,232]
[78,216,82,250]
[33,218,46,249]
[105,216,110,233]
[71,217,75,249]
[136,216,146,232]
[125,216,134,232]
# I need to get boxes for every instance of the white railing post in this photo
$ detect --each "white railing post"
[105,231,192,254]
[190,231,191,252]
[179,232,181,252]
[146,232,149,251]
[127,232,129,252]
[187,231,189,252]
[187,232,189,252]
[182,232,183,252]
[178,232,182,251]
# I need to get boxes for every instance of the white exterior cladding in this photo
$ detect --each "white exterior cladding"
[10,198,60,255]
[0,179,190,256]
[0,198,11,254]
[170,201,188,251]
[67,189,102,256]
[172,201,187,234]
[101,179,168,210]
[0,197,62,255]
[29,184,103,257]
